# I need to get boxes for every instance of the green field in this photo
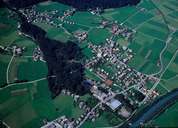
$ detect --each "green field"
[88,28,111,45]
[152,102,178,127]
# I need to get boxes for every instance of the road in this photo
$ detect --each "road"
[2,121,10,128]
[0,75,56,90]
[76,102,102,128]
[6,51,15,84]
[141,49,178,104]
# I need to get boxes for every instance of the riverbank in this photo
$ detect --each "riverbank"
[120,88,178,127]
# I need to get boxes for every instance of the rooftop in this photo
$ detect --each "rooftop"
[106,98,122,111]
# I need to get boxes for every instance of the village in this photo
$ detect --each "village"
[1,0,178,127]
[14,4,160,128]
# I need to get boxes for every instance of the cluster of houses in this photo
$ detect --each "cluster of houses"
[61,89,80,102]
[33,47,44,61]
[41,116,74,128]
[87,37,133,67]
[85,35,155,87]
[84,34,159,106]
[20,6,75,29]
[99,19,136,41]
[20,7,42,23]
[59,8,76,21]
[73,30,88,42]
[78,100,91,112]
[89,7,103,15]
[111,23,136,40]
[99,20,110,28]
[114,62,147,87]
[75,106,99,125]
[96,69,113,86]
[21,7,57,24]
[78,99,100,122]
[86,37,137,87]
[0,45,25,56]
[135,85,159,102]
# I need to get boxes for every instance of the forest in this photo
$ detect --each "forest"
[20,14,89,98]
[1,0,140,10]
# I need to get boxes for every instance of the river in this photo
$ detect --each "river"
[120,88,178,127]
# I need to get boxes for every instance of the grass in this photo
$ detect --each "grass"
[0,78,86,128]
[46,26,70,42]
[82,47,94,59]
[160,77,178,91]
[102,6,137,23]
[126,12,154,28]
[36,2,70,12]
[0,55,11,86]
[17,58,48,81]
[0,80,55,128]
[152,102,178,127]
[137,26,168,40]
[53,94,83,119]
[3,102,37,128]
[69,12,102,27]
[85,69,102,82]
[13,37,37,56]
[138,0,156,11]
